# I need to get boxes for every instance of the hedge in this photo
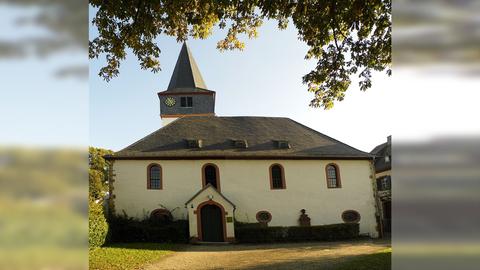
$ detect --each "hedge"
[89,199,108,248]
[107,215,189,243]
[235,223,359,243]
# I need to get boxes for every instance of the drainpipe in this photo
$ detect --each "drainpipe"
[232,206,237,241]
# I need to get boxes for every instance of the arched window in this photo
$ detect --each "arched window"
[147,164,162,189]
[326,163,341,188]
[202,164,220,190]
[270,164,286,189]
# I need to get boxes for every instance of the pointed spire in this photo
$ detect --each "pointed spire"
[166,42,208,91]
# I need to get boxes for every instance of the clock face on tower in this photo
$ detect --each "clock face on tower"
[164,97,176,107]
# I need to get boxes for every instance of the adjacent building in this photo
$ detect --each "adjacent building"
[371,136,392,235]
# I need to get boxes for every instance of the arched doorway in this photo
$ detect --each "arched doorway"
[200,204,224,242]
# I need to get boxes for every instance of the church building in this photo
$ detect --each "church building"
[106,43,379,242]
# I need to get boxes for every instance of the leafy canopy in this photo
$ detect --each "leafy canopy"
[90,0,391,109]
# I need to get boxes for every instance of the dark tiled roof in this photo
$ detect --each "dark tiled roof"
[164,42,209,92]
[371,141,391,173]
[108,116,373,160]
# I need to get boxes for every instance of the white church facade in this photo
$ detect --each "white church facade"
[106,43,380,242]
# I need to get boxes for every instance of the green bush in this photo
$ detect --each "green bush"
[235,223,359,243]
[287,226,313,241]
[107,214,189,243]
[235,226,287,243]
[309,223,359,241]
[89,199,108,248]
[234,221,263,229]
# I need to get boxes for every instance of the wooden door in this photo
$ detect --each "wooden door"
[200,204,224,242]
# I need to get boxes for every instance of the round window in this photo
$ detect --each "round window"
[342,210,361,223]
[256,211,272,223]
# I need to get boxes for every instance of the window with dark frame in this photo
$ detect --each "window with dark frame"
[256,211,272,223]
[341,210,361,223]
[326,164,340,188]
[376,176,391,191]
[275,140,290,149]
[180,96,193,107]
[233,139,248,148]
[148,165,161,189]
[186,139,202,148]
[271,165,284,189]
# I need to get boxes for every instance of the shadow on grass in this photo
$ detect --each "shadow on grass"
[104,238,388,253]
[237,249,392,270]
[394,254,478,270]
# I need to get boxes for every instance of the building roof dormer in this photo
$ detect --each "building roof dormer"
[107,117,374,160]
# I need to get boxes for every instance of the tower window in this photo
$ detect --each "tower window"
[180,97,193,107]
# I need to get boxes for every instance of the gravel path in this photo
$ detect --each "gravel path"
[144,239,390,270]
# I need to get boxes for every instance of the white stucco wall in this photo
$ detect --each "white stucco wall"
[161,117,178,127]
[112,159,378,237]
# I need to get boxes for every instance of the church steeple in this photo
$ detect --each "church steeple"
[158,42,216,126]
[167,42,208,91]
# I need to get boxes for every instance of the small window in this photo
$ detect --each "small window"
[180,96,193,107]
[342,210,361,223]
[270,164,285,189]
[186,139,202,148]
[232,139,248,149]
[274,140,290,149]
[377,176,391,191]
[326,164,341,188]
[256,211,272,224]
[147,164,162,189]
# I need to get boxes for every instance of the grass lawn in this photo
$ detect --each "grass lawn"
[334,248,392,270]
[89,243,175,270]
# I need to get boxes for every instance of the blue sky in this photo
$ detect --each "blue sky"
[89,18,393,152]
[0,5,88,147]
